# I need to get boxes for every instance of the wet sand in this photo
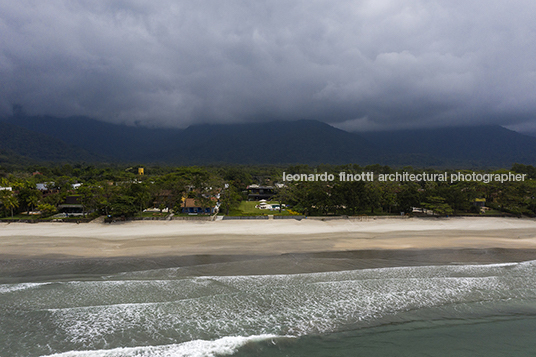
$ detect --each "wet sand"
[2,217,536,282]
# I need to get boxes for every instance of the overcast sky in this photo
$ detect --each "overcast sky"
[1,0,536,131]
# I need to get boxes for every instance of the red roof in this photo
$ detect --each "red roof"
[181,197,217,208]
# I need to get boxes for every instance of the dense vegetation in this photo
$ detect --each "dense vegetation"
[3,116,536,167]
[1,163,535,220]
[0,121,101,163]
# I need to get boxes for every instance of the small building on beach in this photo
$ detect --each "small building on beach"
[473,198,486,208]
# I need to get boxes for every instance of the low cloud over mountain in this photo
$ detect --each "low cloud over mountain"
[1,1,536,132]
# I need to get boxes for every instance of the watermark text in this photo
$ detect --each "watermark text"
[282,171,527,184]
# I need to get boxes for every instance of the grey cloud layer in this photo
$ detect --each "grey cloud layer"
[1,0,535,130]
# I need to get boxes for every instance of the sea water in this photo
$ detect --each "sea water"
[1,259,536,356]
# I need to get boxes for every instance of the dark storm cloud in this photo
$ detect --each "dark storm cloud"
[1,0,535,131]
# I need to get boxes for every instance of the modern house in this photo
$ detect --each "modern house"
[246,185,276,201]
[246,183,286,201]
[58,195,84,215]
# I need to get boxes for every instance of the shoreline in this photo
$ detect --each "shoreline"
[2,217,536,282]
[2,248,536,284]
[1,217,536,259]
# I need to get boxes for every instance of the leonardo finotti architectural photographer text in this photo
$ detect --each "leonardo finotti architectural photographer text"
[282,171,527,184]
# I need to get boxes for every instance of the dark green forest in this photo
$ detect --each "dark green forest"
[1,163,535,220]
[3,116,536,167]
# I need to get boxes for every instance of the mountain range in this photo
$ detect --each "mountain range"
[1,115,536,168]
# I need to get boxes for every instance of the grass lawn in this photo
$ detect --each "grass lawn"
[141,211,169,218]
[227,201,293,216]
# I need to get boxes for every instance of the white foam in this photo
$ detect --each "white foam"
[140,259,532,282]
[7,260,535,356]
[0,282,50,294]
[41,260,536,345]
[41,334,285,357]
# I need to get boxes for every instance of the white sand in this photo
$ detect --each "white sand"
[1,217,536,258]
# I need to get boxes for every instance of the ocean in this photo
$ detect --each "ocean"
[1,251,536,356]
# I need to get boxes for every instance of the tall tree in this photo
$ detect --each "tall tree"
[1,192,19,218]
[220,184,242,215]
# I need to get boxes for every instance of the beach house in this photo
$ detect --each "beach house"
[180,197,217,214]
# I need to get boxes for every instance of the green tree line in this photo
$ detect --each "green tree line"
[0,163,535,219]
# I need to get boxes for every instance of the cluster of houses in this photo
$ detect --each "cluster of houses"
[1,182,222,217]
[0,183,285,217]
[155,184,286,215]
[38,182,85,216]
[2,179,494,217]
[0,182,85,216]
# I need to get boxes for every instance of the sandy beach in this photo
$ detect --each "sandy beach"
[1,217,536,259]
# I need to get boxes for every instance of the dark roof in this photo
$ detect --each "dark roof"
[64,196,81,204]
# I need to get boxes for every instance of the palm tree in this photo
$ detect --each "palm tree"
[2,194,19,218]
[27,193,40,214]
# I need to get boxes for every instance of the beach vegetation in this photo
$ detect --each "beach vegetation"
[0,163,535,220]
[421,196,454,216]
[0,191,18,218]
[219,184,242,215]
[37,203,57,217]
